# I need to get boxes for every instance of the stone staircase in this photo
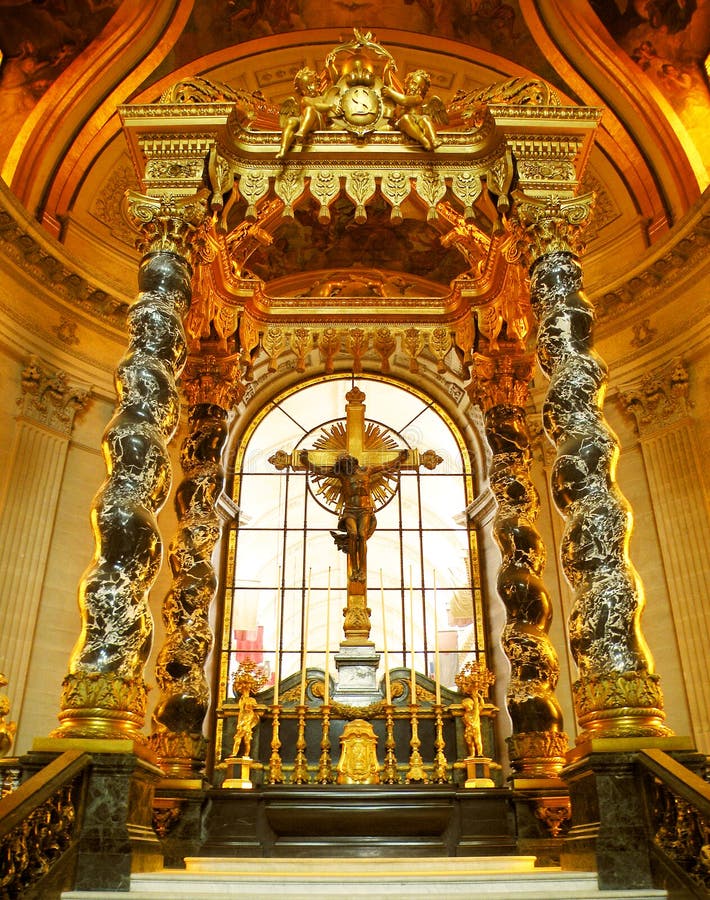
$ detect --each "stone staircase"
[62,856,668,899]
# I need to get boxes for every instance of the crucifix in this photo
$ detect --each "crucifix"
[269,386,442,646]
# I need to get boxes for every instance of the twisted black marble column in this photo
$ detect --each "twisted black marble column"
[149,398,231,775]
[486,403,568,776]
[54,251,191,741]
[471,349,568,777]
[530,250,669,741]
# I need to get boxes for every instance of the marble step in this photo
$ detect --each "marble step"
[62,856,668,899]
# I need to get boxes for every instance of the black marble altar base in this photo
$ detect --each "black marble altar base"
[561,743,704,891]
[23,743,164,891]
[200,785,516,858]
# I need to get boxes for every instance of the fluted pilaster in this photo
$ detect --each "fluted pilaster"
[511,195,670,741]
[618,359,709,752]
[0,359,88,736]
[149,352,241,775]
[470,349,567,776]
[54,191,209,742]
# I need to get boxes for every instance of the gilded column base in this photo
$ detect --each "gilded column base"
[507,730,569,779]
[573,671,672,743]
[52,672,148,743]
[148,730,207,778]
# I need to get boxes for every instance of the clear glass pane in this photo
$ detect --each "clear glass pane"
[226,375,479,695]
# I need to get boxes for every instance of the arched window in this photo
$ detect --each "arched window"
[217,375,486,718]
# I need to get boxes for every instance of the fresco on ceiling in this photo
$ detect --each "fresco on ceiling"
[589,0,710,167]
[0,0,120,165]
[246,195,469,286]
[162,0,561,94]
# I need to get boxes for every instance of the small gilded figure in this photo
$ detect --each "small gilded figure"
[461,693,484,758]
[231,693,260,758]
[382,69,447,151]
[276,66,336,159]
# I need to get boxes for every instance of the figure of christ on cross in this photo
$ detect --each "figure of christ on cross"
[269,386,442,644]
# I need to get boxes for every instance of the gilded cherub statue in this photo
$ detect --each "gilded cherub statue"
[456,660,495,760]
[275,66,336,159]
[230,659,267,759]
[382,69,448,151]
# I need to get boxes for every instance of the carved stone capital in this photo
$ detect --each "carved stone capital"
[123,189,210,260]
[507,192,595,269]
[181,351,243,410]
[468,349,534,411]
[617,357,691,436]
[18,356,89,435]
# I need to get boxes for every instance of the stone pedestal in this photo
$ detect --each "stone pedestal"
[561,737,699,890]
[331,644,382,705]
[464,756,495,788]
[223,756,261,789]
[26,738,163,891]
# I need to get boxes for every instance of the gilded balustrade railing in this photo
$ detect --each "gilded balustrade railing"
[638,748,710,899]
[0,750,90,899]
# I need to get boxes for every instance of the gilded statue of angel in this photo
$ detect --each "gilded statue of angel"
[382,69,448,151]
[275,66,336,159]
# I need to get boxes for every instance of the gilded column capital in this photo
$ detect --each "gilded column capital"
[19,355,89,436]
[123,189,211,262]
[617,357,691,437]
[468,349,534,412]
[181,351,244,410]
[507,192,595,269]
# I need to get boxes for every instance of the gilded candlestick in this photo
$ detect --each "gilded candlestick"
[267,703,284,784]
[317,703,334,784]
[291,704,310,784]
[432,703,449,783]
[381,702,398,784]
[405,702,428,783]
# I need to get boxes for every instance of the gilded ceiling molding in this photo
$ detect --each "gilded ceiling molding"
[8,0,194,229]
[520,0,704,230]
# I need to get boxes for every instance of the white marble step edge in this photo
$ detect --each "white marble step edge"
[62,857,667,900]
